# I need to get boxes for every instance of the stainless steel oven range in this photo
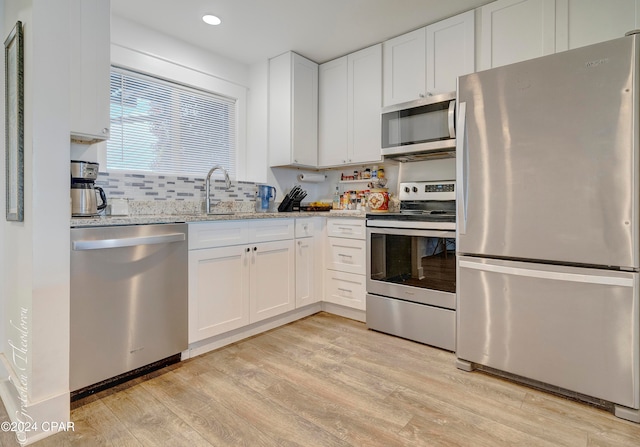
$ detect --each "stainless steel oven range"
[366,180,456,350]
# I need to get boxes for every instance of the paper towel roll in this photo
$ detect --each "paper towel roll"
[297,173,326,183]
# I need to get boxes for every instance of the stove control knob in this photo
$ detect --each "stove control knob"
[404,187,410,193]
[412,187,418,193]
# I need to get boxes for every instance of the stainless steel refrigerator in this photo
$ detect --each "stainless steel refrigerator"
[456,33,639,422]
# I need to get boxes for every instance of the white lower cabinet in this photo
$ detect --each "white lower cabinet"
[324,218,366,312]
[249,239,296,323]
[295,218,324,308]
[188,220,295,343]
[188,245,250,342]
[325,269,366,311]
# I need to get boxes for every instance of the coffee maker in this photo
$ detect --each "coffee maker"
[71,160,107,217]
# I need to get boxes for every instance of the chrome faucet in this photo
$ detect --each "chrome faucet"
[205,165,231,213]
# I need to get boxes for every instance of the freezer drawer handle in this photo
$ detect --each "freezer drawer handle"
[72,233,186,251]
[459,260,634,287]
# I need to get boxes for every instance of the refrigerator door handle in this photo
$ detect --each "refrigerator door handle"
[459,260,635,287]
[448,99,456,138]
[456,101,467,234]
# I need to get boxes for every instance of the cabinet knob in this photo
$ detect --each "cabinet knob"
[253,246,257,251]
[102,128,109,134]
[246,247,250,252]
[419,93,425,98]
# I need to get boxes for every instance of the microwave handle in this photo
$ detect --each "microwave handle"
[456,101,467,235]
[448,99,456,138]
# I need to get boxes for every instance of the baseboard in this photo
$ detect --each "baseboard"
[0,354,70,446]
[321,302,366,322]
[184,303,322,359]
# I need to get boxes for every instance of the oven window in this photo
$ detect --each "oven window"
[370,233,456,293]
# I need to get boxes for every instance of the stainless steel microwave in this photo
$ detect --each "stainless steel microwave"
[381,91,456,160]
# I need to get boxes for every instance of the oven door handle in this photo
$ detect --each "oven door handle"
[366,226,455,238]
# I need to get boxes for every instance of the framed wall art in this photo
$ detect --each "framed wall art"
[5,21,24,222]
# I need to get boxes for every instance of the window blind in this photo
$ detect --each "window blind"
[107,68,236,177]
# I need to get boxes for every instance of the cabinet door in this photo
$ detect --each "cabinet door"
[188,246,250,342]
[268,52,318,168]
[426,10,475,95]
[295,237,317,307]
[348,44,383,164]
[479,0,558,70]
[383,27,427,106]
[318,57,349,166]
[292,53,319,167]
[250,240,296,323]
[268,52,293,167]
[556,0,640,51]
[69,0,111,142]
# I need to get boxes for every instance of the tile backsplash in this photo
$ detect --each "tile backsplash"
[96,171,257,202]
[95,171,258,215]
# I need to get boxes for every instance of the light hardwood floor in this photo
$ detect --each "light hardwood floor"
[2,312,640,446]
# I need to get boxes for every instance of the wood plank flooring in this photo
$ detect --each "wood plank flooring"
[1,312,639,446]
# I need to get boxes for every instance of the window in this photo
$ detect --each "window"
[107,67,236,177]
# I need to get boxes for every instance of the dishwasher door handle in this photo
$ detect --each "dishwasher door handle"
[72,232,186,251]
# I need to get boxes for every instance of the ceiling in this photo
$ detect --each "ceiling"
[111,0,493,66]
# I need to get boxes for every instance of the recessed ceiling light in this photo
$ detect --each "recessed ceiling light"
[202,14,222,26]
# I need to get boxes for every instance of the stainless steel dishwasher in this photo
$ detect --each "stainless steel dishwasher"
[70,223,188,394]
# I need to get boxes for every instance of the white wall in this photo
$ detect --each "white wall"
[1,1,71,444]
[0,0,5,362]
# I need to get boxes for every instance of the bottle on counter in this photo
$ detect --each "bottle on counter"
[332,186,340,210]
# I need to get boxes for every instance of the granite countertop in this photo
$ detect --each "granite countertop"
[70,210,366,227]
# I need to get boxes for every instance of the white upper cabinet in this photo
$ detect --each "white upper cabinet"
[556,0,640,51]
[383,11,475,106]
[318,57,348,166]
[348,44,383,165]
[318,44,382,167]
[383,28,427,106]
[426,10,475,94]
[69,0,111,143]
[269,52,318,168]
[479,0,559,71]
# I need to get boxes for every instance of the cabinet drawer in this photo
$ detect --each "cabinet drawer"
[189,221,249,250]
[249,219,294,243]
[326,237,366,275]
[327,218,365,239]
[325,270,366,310]
[295,218,315,238]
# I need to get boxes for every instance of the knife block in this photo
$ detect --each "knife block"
[277,196,302,212]
[277,188,305,212]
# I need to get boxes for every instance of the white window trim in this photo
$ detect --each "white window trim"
[109,43,248,180]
